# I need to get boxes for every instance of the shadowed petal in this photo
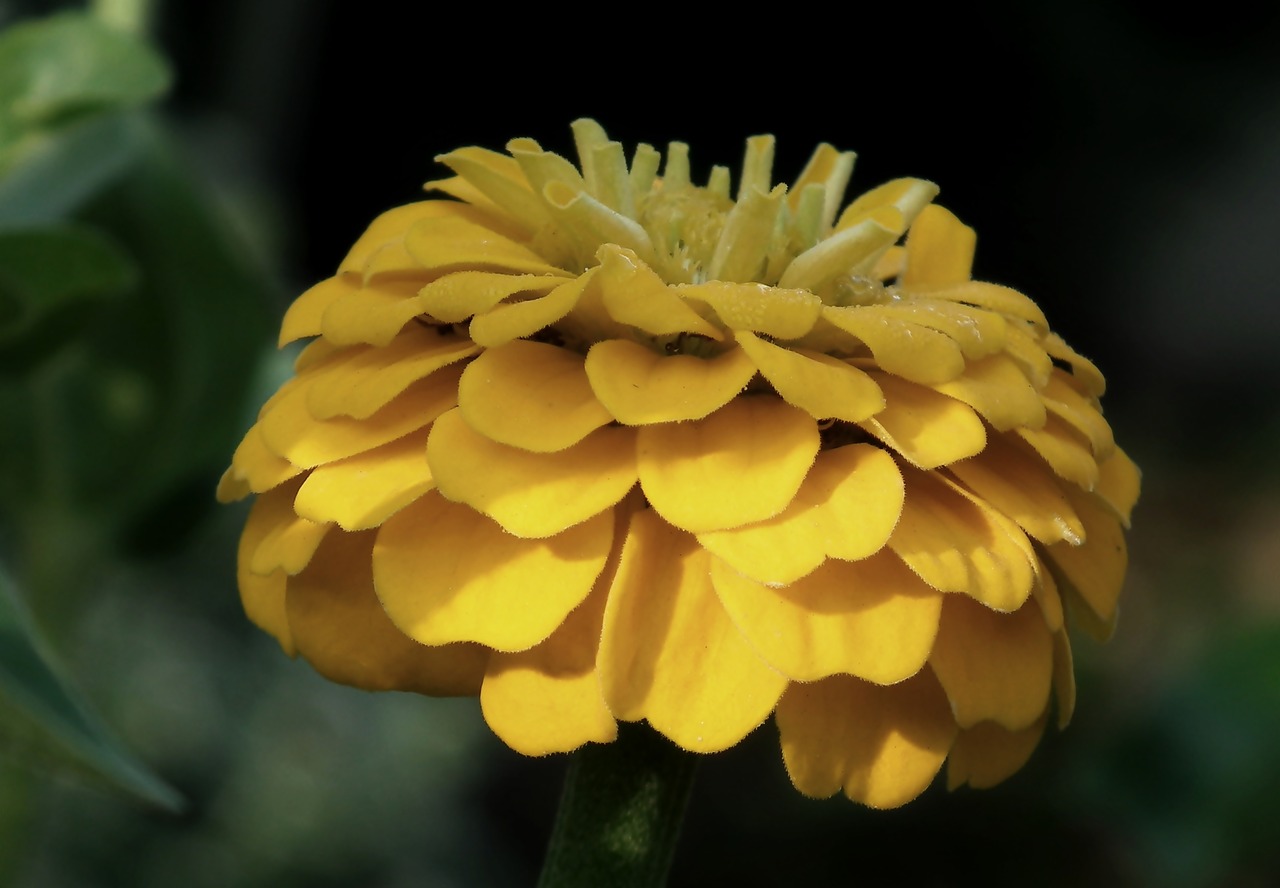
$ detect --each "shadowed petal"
[947,431,1085,546]
[481,532,625,755]
[236,481,298,654]
[711,550,941,684]
[598,510,787,753]
[1043,485,1128,629]
[860,373,986,469]
[288,529,489,695]
[777,670,957,809]
[946,713,1048,791]
[929,595,1054,731]
[890,467,1035,612]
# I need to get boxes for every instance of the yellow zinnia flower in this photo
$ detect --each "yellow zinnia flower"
[219,120,1139,810]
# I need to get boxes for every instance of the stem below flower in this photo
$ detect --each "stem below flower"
[536,722,698,888]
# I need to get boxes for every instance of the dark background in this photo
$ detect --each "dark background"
[3,1,1280,885]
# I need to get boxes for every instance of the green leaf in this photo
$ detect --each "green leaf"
[0,563,182,811]
[0,223,137,366]
[0,11,171,151]
[0,119,278,543]
[0,110,147,226]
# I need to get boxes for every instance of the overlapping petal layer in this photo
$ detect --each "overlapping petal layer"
[223,121,1137,810]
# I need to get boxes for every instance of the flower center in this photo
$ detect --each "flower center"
[434,119,941,299]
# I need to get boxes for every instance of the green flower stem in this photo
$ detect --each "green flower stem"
[537,722,698,888]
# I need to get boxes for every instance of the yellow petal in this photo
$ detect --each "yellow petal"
[598,509,787,753]
[237,482,299,654]
[860,372,986,470]
[917,281,1049,330]
[373,492,613,652]
[871,301,1007,361]
[1043,332,1106,397]
[947,431,1085,545]
[433,146,550,236]
[428,409,637,538]
[697,444,904,586]
[1096,445,1141,527]
[280,275,356,346]
[637,397,819,533]
[468,270,593,348]
[946,713,1048,791]
[812,444,907,562]
[822,305,965,385]
[584,339,756,425]
[293,427,434,531]
[933,353,1046,432]
[216,466,251,504]
[221,423,302,500]
[337,201,473,275]
[889,467,1035,612]
[305,329,477,421]
[900,203,977,287]
[248,482,331,578]
[1002,321,1053,389]
[317,278,424,347]
[678,281,822,340]
[457,340,612,452]
[835,177,939,235]
[1041,370,1114,458]
[259,366,459,469]
[1043,485,1127,628]
[287,529,488,695]
[1031,553,1066,634]
[417,271,568,325]
[777,670,957,809]
[1015,414,1099,490]
[929,594,1054,731]
[736,331,885,422]
[403,214,564,276]
[595,245,724,339]
[711,550,941,683]
[481,544,622,755]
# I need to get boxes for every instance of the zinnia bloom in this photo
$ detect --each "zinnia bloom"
[219,120,1139,809]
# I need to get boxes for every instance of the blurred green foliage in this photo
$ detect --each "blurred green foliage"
[0,8,270,816]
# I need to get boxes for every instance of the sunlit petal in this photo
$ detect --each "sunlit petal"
[428,408,637,538]
[638,398,819,533]
[585,339,757,425]
[374,492,612,652]
[458,339,612,452]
